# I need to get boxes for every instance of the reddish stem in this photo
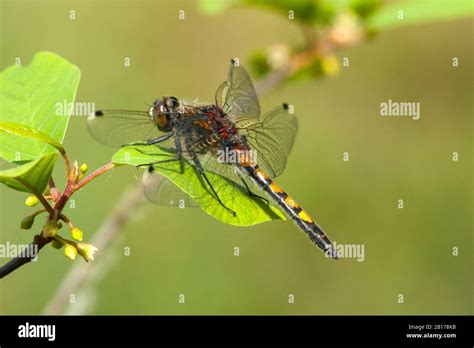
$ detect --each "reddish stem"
[61,151,72,179]
[73,163,115,193]
[16,178,55,216]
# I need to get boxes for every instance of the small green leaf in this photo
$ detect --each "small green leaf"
[369,0,474,30]
[241,0,336,26]
[0,121,65,154]
[0,152,58,193]
[197,0,235,14]
[0,51,80,162]
[249,49,272,78]
[350,0,381,20]
[112,146,285,226]
[51,240,63,249]
[20,215,36,230]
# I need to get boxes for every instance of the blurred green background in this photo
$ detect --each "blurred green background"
[0,0,472,315]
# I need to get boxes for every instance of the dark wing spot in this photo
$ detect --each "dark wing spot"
[282,103,289,110]
[95,110,104,116]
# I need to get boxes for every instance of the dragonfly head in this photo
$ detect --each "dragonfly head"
[164,96,180,110]
[149,96,180,131]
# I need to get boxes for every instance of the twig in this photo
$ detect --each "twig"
[73,163,115,192]
[0,234,50,279]
[0,162,116,278]
[254,69,290,96]
[42,184,145,314]
[60,150,72,179]
[15,178,54,216]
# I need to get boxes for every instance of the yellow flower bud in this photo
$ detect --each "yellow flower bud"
[64,244,77,260]
[79,163,89,174]
[70,227,83,241]
[25,195,40,207]
[76,243,99,262]
[321,55,340,76]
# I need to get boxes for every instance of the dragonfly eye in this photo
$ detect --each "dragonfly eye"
[149,100,167,120]
[165,96,180,110]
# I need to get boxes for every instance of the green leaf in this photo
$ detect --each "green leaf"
[241,0,337,26]
[0,121,65,154]
[249,49,272,78]
[197,0,235,14]
[0,152,58,193]
[369,0,474,30]
[112,146,286,226]
[0,51,80,162]
[350,0,381,19]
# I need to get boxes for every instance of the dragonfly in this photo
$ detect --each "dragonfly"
[88,59,337,258]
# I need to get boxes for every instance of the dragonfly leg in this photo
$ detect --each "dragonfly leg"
[142,157,180,169]
[237,171,269,205]
[146,131,175,145]
[136,134,184,170]
[189,151,237,217]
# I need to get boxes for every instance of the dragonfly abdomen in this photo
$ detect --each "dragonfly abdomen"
[242,164,337,259]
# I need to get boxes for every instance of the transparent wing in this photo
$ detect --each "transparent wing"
[238,104,298,178]
[215,59,261,122]
[141,139,267,212]
[197,150,256,191]
[87,110,162,147]
[142,170,199,207]
[176,127,257,193]
[142,156,253,210]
